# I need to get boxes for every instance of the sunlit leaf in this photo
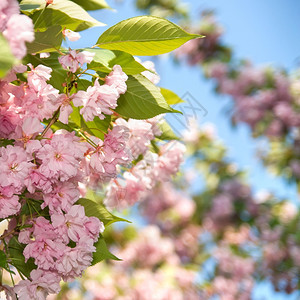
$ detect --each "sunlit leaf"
[26,25,63,54]
[84,48,147,75]
[115,74,179,119]
[96,16,202,55]
[70,0,110,11]
[92,235,120,265]
[160,87,184,105]
[76,198,130,226]
[21,0,105,31]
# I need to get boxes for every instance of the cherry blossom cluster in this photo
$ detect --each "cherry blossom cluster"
[52,225,199,300]
[105,139,186,209]
[0,46,133,298]
[0,1,198,299]
[0,41,186,299]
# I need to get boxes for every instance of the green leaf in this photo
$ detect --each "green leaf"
[70,106,111,140]
[69,105,81,127]
[157,120,179,140]
[21,0,105,31]
[85,48,147,75]
[0,250,7,268]
[26,25,63,54]
[21,198,50,218]
[24,53,67,92]
[0,139,14,147]
[77,78,93,90]
[20,3,40,13]
[96,16,202,56]
[115,74,178,119]
[8,236,37,278]
[92,235,120,265]
[70,0,110,10]
[76,198,130,226]
[84,116,111,140]
[0,33,16,78]
[160,87,184,105]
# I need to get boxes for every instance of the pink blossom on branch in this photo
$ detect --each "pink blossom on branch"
[62,29,81,42]
[58,50,94,73]
[73,79,119,122]
[105,65,128,95]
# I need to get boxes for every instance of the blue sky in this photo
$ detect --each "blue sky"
[71,1,300,298]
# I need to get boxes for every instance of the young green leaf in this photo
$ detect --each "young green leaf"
[96,16,202,55]
[76,198,130,226]
[115,74,178,119]
[84,48,147,75]
[21,0,105,31]
[70,0,110,11]
[92,235,120,265]
[160,87,184,105]
[26,25,63,54]
[0,33,16,78]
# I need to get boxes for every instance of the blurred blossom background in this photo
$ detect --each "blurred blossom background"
[53,1,300,299]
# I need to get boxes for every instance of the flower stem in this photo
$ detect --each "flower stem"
[40,107,61,138]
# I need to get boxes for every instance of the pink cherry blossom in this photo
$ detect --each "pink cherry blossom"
[88,125,131,182]
[23,217,66,270]
[13,117,44,147]
[51,205,104,242]
[135,58,160,84]
[153,141,186,181]
[105,173,147,209]
[115,118,154,158]
[105,65,128,95]
[27,64,52,91]
[0,145,33,191]
[58,50,94,73]
[56,236,96,281]
[0,0,19,31]
[24,168,52,194]
[59,94,74,124]
[146,115,164,136]
[62,29,81,41]
[21,80,61,121]
[37,132,86,181]
[0,107,20,138]
[73,79,119,121]
[0,185,20,218]
[22,117,44,136]
[118,226,178,268]
[42,181,80,213]
[3,14,34,59]
[14,269,61,300]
